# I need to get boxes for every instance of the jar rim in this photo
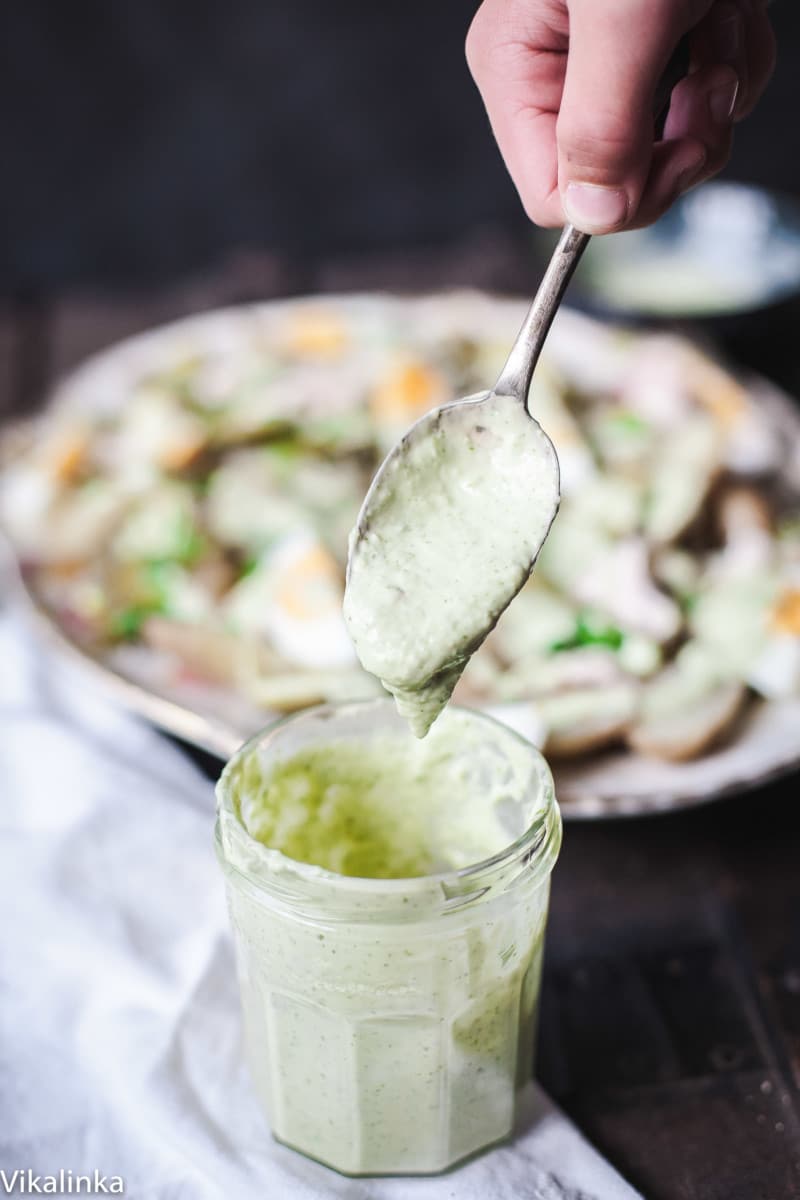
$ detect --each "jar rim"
[215,699,561,918]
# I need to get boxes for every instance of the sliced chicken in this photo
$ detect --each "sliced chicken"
[574,538,683,644]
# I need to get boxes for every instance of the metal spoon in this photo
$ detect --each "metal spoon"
[345,43,689,735]
[491,35,691,403]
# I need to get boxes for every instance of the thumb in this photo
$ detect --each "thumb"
[557,0,711,233]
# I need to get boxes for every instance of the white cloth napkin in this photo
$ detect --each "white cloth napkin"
[0,593,641,1200]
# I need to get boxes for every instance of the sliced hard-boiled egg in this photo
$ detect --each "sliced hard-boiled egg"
[280,309,349,357]
[224,531,355,668]
[744,588,800,699]
[369,360,450,432]
[40,423,91,484]
[770,587,800,635]
[748,635,800,700]
[690,575,782,676]
[116,385,208,477]
[691,572,800,699]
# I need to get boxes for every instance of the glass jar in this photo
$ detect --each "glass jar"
[215,700,561,1176]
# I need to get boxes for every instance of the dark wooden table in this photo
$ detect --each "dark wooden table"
[3,240,799,1200]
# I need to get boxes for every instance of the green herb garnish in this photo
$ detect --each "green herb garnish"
[551,613,624,653]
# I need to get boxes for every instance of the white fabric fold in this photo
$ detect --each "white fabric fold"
[0,590,641,1199]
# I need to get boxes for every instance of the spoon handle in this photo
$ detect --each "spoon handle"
[493,223,589,402]
[494,36,691,404]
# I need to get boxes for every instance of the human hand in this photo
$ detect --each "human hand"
[466,0,775,233]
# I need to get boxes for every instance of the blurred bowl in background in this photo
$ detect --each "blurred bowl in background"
[537,182,800,323]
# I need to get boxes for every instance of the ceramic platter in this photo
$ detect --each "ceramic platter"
[3,293,800,819]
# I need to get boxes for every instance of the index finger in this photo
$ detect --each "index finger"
[465,0,567,226]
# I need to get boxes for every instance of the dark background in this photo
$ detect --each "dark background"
[1,0,800,291]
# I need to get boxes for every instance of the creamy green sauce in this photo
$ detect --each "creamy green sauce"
[217,707,558,1174]
[231,711,534,878]
[344,396,560,736]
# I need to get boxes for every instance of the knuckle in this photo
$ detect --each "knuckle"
[465,0,519,74]
[464,9,489,76]
[465,8,491,78]
[465,0,538,82]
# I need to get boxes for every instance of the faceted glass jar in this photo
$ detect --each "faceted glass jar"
[215,700,561,1176]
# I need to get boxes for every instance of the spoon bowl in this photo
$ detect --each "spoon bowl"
[344,380,561,736]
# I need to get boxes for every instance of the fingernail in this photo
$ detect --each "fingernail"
[564,183,628,232]
[709,77,739,124]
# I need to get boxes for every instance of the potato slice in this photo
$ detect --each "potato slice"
[628,664,745,762]
[1,474,132,564]
[536,683,638,758]
[495,647,623,704]
[142,617,284,686]
[243,668,382,712]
